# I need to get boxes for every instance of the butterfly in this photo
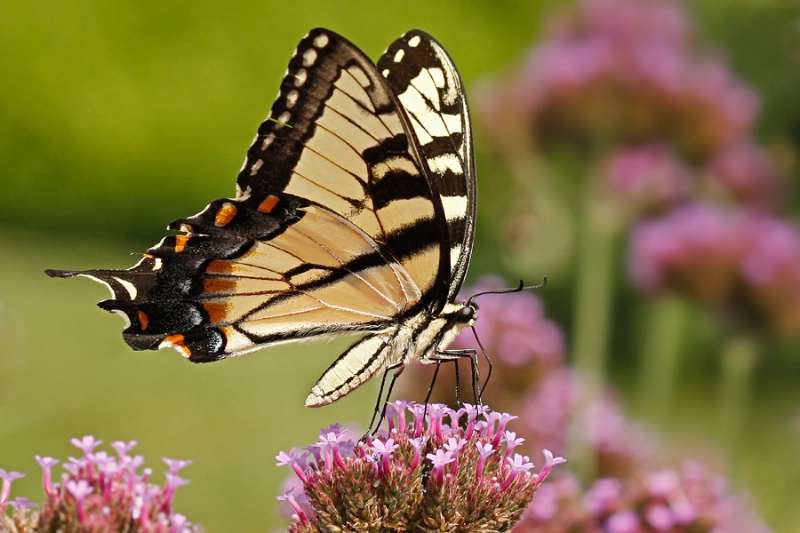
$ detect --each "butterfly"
[47,28,478,408]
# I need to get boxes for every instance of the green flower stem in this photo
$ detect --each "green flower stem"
[568,185,620,479]
[572,188,619,391]
[636,294,688,424]
[719,332,759,453]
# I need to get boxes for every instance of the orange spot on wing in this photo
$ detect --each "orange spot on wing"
[143,253,155,259]
[137,310,149,331]
[204,302,230,323]
[214,203,238,227]
[163,334,191,357]
[203,278,236,294]
[174,235,190,253]
[206,260,232,274]
[257,195,280,214]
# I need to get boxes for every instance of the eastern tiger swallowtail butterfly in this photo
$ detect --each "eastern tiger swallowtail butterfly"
[46,28,477,407]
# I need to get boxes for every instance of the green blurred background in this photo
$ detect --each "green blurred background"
[2,1,800,530]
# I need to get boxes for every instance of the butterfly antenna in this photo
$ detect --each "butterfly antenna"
[466,277,547,307]
[464,276,547,397]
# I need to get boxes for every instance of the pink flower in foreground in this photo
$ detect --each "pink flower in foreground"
[1,437,200,532]
[403,276,650,476]
[277,402,564,532]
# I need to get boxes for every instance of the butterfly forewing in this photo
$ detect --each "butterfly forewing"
[378,31,476,302]
[236,29,449,306]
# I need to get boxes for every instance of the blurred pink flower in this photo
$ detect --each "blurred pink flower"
[574,0,691,46]
[628,203,749,301]
[706,141,781,208]
[605,143,693,211]
[477,0,758,160]
[629,203,800,335]
[521,368,654,478]
[515,462,771,532]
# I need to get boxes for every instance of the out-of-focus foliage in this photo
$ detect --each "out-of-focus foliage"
[0,0,553,241]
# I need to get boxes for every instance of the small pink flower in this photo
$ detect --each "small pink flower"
[2,437,200,531]
[0,469,25,516]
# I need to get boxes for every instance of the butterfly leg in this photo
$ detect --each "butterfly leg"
[427,348,483,406]
[367,362,405,435]
[423,362,443,405]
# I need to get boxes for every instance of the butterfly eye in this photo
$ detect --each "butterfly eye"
[458,304,477,323]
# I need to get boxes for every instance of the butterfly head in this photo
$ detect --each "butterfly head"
[457,301,478,326]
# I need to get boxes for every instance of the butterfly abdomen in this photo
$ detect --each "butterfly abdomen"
[305,302,475,406]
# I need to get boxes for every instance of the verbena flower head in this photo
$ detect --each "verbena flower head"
[477,0,758,161]
[604,143,692,213]
[277,402,564,532]
[705,141,782,209]
[1,436,201,532]
[516,462,771,532]
[629,203,800,336]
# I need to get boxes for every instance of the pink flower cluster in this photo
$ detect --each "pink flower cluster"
[603,143,692,212]
[479,0,758,160]
[1,436,199,532]
[630,203,800,336]
[276,402,564,532]
[602,140,782,216]
[517,462,771,532]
